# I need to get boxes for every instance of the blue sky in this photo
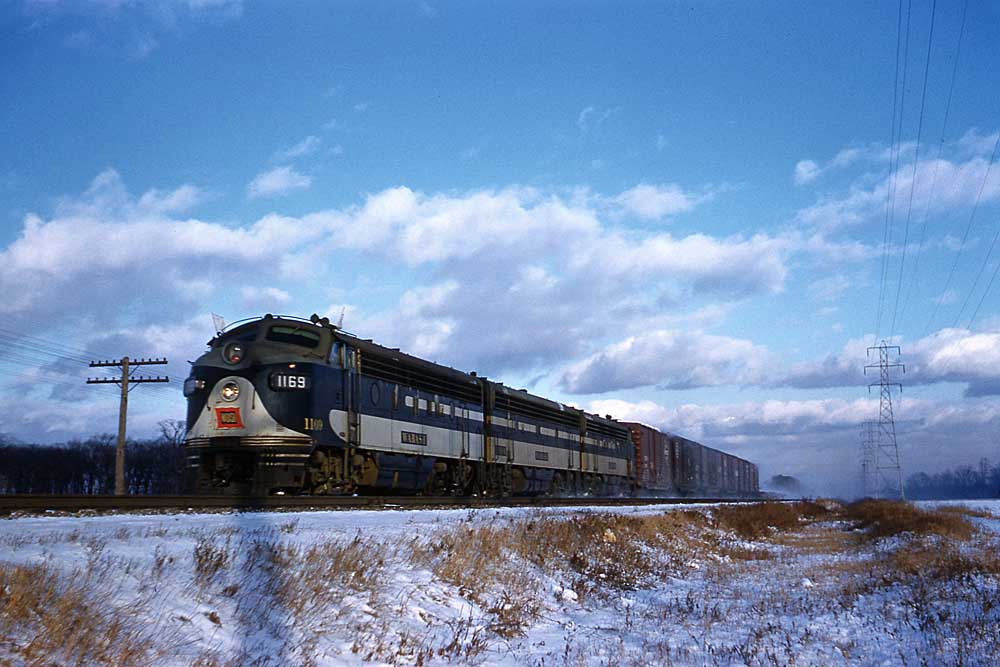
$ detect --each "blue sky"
[2,0,1000,494]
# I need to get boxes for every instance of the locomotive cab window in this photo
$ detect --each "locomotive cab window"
[266,325,321,348]
[213,326,258,347]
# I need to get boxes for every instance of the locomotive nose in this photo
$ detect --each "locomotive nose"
[207,376,253,432]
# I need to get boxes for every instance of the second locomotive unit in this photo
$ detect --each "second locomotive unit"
[183,314,757,497]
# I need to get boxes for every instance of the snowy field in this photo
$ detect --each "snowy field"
[1,499,998,667]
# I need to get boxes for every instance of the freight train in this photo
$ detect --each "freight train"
[183,314,758,497]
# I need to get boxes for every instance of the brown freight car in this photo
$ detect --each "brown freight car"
[626,422,758,497]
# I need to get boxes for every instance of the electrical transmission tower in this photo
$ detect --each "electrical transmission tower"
[859,420,878,498]
[864,342,905,499]
[87,357,169,495]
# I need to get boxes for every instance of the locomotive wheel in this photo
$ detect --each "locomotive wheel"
[449,460,475,496]
[548,473,568,497]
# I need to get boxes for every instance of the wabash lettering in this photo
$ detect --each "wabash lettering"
[400,431,427,446]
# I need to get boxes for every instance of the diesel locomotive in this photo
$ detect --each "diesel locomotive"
[183,314,758,497]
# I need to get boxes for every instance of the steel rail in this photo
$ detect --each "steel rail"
[0,494,766,515]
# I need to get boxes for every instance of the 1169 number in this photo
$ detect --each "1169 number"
[269,373,311,391]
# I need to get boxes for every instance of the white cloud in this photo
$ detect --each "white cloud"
[276,135,320,160]
[613,183,698,220]
[807,273,851,302]
[591,396,879,438]
[954,128,999,160]
[780,328,1000,395]
[135,183,205,215]
[0,170,321,322]
[562,330,773,393]
[795,137,1000,231]
[587,394,1000,494]
[27,0,242,58]
[298,184,792,371]
[576,106,619,132]
[793,142,911,187]
[247,165,312,198]
[240,286,292,309]
[564,324,1000,395]
[933,289,958,306]
[793,160,820,185]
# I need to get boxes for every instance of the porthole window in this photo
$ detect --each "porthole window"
[370,382,381,406]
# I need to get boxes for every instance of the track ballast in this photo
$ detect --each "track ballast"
[0,494,765,515]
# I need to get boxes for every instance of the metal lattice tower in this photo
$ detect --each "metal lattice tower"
[864,342,905,499]
[859,420,878,498]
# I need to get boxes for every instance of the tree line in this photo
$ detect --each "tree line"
[0,420,186,495]
[904,457,1000,500]
[2,426,998,499]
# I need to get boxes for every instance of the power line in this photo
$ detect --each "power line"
[890,0,938,340]
[875,0,910,341]
[923,132,1000,334]
[0,328,179,398]
[955,219,1000,328]
[898,0,968,326]
[968,254,1000,328]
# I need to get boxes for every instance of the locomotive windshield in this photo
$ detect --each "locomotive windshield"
[211,324,258,347]
[266,325,321,348]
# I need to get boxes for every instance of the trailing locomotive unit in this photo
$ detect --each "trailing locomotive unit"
[184,314,632,496]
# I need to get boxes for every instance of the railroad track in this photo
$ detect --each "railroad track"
[0,494,764,515]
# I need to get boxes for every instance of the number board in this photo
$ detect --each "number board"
[400,431,427,446]
[269,373,311,391]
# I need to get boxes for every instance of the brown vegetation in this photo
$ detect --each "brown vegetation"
[0,562,159,667]
[842,499,977,541]
[711,500,832,540]
[2,499,997,666]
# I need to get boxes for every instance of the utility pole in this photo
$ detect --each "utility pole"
[864,342,905,499]
[87,357,169,495]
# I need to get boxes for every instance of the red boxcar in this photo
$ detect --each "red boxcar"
[628,422,676,492]
[626,422,758,497]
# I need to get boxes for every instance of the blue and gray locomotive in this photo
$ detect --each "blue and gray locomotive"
[184,314,633,496]
[183,314,759,497]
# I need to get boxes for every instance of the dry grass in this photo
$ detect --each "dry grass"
[711,501,828,540]
[2,499,995,667]
[0,561,160,667]
[193,536,231,581]
[842,499,977,541]
[885,538,1000,582]
[772,523,854,555]
[411,519,544,640]
[411,502,810,622]
[410,511,708,642]
[935,504,995,519]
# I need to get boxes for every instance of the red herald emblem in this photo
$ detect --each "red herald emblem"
[215,407,243,429]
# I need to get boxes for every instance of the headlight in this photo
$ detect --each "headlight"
[220,382,240,402]
[223,343,244,364]
[183,377,206,397]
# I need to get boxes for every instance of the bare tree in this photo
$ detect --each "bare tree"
[158,419,187,447]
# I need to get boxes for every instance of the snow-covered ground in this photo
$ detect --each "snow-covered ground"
[2,500,999,666]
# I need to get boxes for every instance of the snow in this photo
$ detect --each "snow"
[1,500,999,666]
